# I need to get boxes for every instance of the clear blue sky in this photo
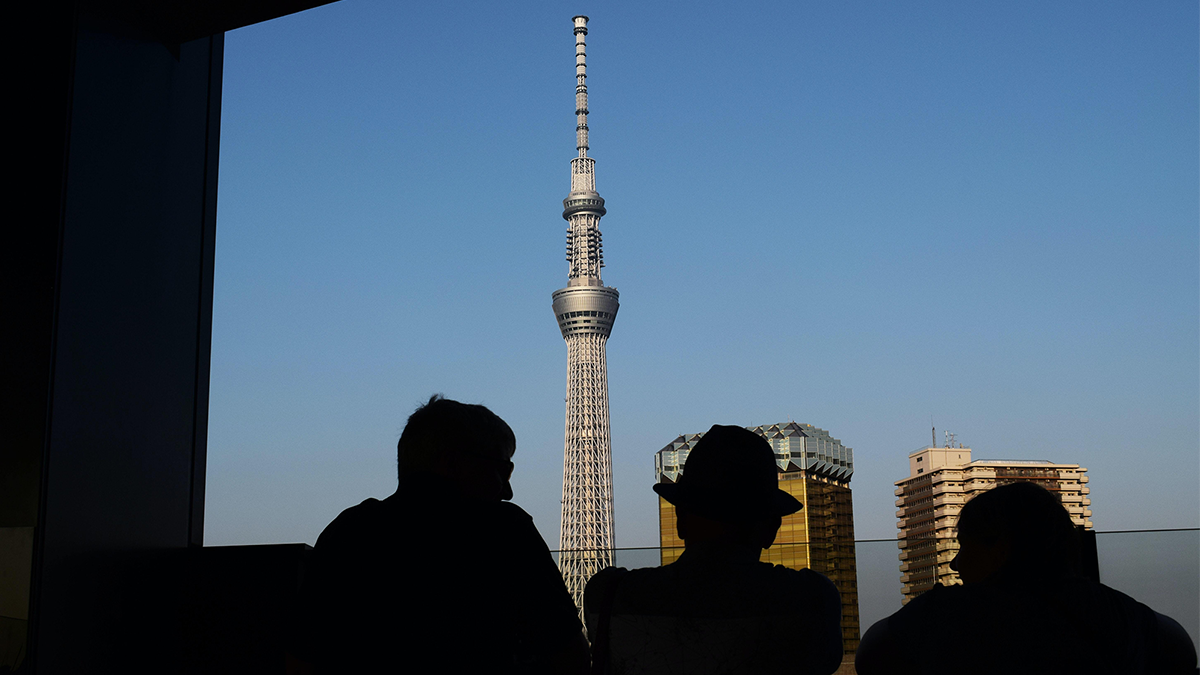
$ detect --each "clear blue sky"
[206,0,1198,556]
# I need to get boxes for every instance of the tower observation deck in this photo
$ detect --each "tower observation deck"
[552,15,618,612]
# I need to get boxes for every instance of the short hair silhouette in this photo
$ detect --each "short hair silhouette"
[857,479,1200,674]
[955,480,1081,578]
[396,394,516,478]
[291,394,587,674]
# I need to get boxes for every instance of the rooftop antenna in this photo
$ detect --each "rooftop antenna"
[931,416,936,449]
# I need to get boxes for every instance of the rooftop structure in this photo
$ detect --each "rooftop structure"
[656,422,854,484]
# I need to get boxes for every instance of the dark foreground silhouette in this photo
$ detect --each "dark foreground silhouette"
[584,425,844,675]
[287,395,588,675]
[856,481,1198,675]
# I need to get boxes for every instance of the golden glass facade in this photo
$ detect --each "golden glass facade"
[655,423,861,658]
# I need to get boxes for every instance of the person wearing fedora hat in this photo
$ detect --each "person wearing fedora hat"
[584,425,844,675]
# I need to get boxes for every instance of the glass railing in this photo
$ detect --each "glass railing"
[1095,529,1199,649]
[553,528,1200,650]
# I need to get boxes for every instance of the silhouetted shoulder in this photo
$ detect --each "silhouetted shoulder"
[768,559,835,586]
[584,566,629,617]
[885,578,1177,675]
[296,491,579,674]
[601,557,839,619]
[493,499,536,524]
[585,559,843,675]
[307,497,385,554]
[477,500,559,559]
[778,565,840,612]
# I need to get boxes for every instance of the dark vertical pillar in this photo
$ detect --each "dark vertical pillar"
[10,9,222,671]
[5,3,333,671]
[1,4,78,670]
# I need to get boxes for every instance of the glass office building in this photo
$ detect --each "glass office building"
[655,422,861,657]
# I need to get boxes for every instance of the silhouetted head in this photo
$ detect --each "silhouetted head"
[654,425,801,550]
[951,481,1080,584]
[397,394,516,501]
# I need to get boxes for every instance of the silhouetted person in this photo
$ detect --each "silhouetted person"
[856,481,1198,675]
[287,395,588,675]
[583,425,844,675]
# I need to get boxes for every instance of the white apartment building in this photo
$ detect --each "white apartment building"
[895,446,1092,601]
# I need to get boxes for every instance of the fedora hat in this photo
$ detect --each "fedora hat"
[653,424,802,521]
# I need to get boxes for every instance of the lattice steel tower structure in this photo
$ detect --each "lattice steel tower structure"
[552,15,618,611]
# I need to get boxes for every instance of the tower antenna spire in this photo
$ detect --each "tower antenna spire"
[553,15,620,615]
[574,15,590,159]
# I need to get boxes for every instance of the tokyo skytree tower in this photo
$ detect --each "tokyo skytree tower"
[552,15,618,610]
